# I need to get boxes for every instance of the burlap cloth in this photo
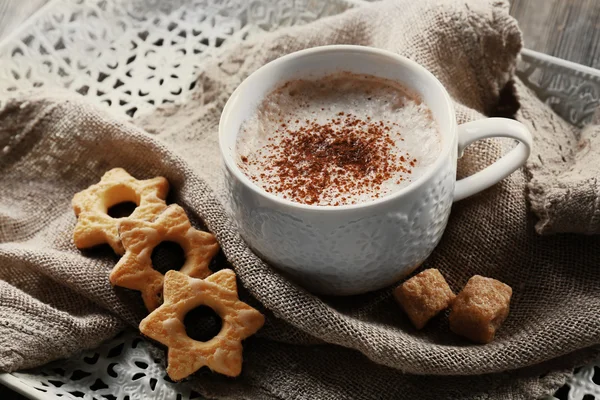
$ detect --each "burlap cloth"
[2,0,600,398]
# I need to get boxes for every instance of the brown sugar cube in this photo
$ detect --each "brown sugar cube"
[394,269,456,329]
[449,275,512,344]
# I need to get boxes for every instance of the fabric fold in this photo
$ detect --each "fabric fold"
[526,104,600,234]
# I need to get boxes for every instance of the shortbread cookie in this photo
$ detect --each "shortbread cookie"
[72,168,169,254]
[139,269,265,380]
[109,204,219,311]
[394,269,455,329]
[449,275,512,344]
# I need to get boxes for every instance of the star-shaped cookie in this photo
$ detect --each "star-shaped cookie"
[109,204,220,311]
[72,168,169,255]
[139,269,265,380]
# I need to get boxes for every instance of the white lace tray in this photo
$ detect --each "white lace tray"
[0,0,358,118]
[1,0,599,399]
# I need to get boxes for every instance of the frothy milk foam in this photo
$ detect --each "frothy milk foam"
[236,72,441,206]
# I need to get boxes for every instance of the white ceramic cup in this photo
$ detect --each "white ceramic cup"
[219,45,532,295]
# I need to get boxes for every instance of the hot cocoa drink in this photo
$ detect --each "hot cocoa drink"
[236,72,441,206]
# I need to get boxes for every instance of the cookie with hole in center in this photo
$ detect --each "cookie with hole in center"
[139,269,265,380]
[72,168,169,255]
[109,204,219,311]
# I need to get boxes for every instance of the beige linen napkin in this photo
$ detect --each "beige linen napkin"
[527,105,600,234]
[1,0,600,399]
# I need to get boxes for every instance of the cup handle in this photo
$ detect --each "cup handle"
[454,118,532,202]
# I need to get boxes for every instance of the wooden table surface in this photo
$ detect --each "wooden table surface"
[0,0,598,399]
[510,0,600,68]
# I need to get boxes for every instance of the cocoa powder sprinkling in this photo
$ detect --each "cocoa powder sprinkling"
[236,73,442,206]
[240,113,415,205]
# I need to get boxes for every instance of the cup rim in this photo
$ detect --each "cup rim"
[219,45,456,212]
